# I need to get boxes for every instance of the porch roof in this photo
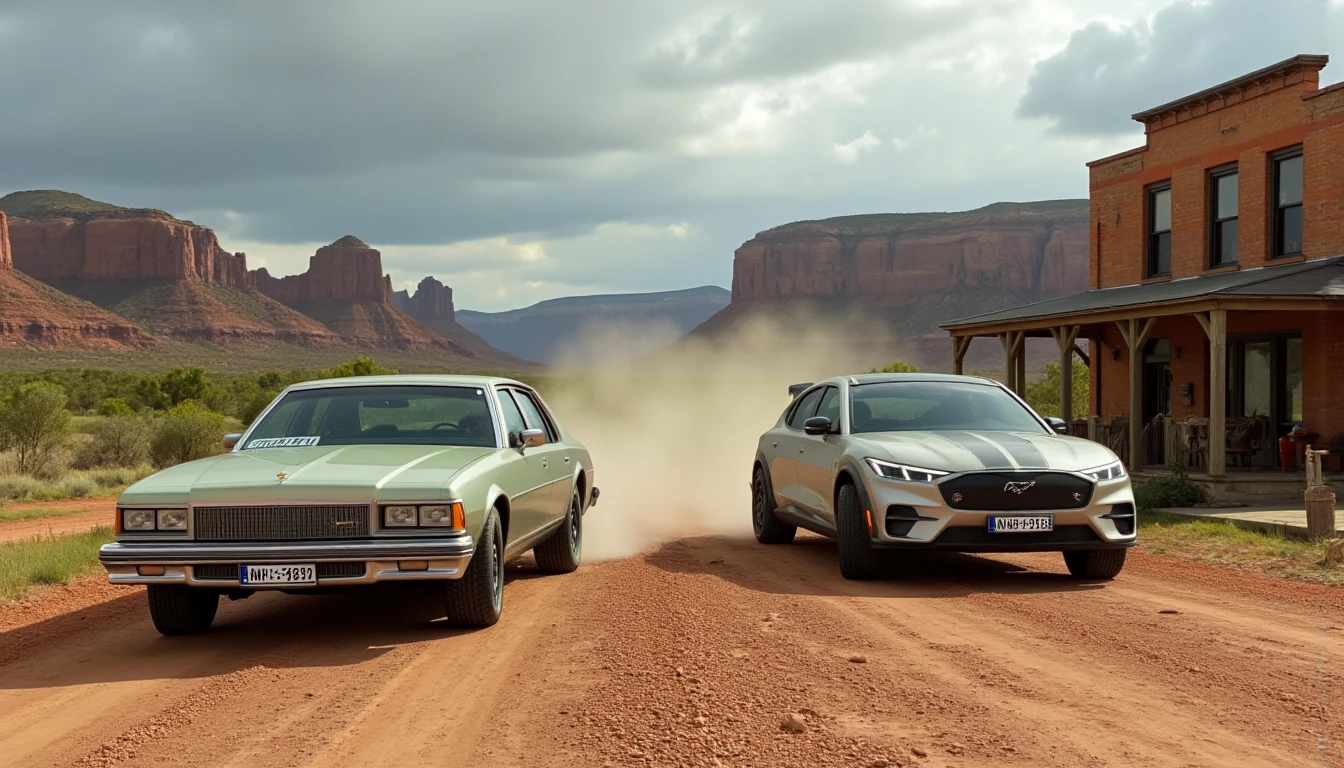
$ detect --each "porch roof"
[941,255,1344,333]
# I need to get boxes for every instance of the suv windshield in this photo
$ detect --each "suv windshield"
[850,381,1045,434]
[244,385,496,448]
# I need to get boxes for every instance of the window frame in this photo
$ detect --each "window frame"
[786,387,825,431]
[1208,164,1239,269]
[814,385,842,435]
[510,387,559,443]
[1147,181,1173,277]
[1271,147,1304,260]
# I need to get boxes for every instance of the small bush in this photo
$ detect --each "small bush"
[1135,464,1208,510]
[60,476,98,499]
[97,398,134,418]
[0,382,73,475]
[73,415,152,469]
[0,475,49,503]
[151,401,226,467]
[870,362,919,373]
[87,465,155,488]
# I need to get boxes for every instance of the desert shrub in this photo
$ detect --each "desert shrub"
[1135,463,1208,510]
[870,362,919,373]
[60,476,98,499]
[73,415,152,469]
[86,465,155,488]
[0,382,73,475]
[317,356,397,379]
[151,401,226,467]
[0,475,49,502]
[1024,360,1090,419]
[97,398,135,418]
[28,450,71,482]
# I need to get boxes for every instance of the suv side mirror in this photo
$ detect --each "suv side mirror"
[224,433,242,450]
[804,416,832,436]
[1045,417,1068,435]
[519,428,546,449]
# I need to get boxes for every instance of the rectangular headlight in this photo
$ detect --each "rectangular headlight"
[384,505,418,527]
[419,503,464,528]
[122,509,157,531]
[864,458,949,483]
[156,509,188,531]
[1083,461,1127,481]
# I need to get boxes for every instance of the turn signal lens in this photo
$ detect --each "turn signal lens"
[451,502,465,530]
[123,509,156,531]
[157,509,188,531]
[137,565,166,576]
[384,505,417,527]
[398,560,429,571]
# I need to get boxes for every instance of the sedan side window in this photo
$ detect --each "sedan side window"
[816,386,841,433]
[513,389,556,443]
[787,388,825,430]
[497,389,527,443]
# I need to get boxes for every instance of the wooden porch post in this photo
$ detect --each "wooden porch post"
[1051,325,1081,425]
[999,331,1024,392]
[1195,310,1228,478]
[1016,345,1027,397]
[952,335,971,376]
[1117,317,1155,469]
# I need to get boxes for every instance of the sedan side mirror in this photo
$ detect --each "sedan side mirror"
[804,416,832,436]
[223,433,242,450]
[1045,417,1068,435]
[519,428,547,449]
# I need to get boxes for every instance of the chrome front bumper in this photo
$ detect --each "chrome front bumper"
[99,536,475,588]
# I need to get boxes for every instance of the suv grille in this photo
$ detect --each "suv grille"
[194,505,370,541]
[939,471,1093,511]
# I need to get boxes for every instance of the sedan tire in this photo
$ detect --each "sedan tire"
[534,487,582,574]
[752,466,796,545]
[147,584,219,636]
[1063,548,1127,580]
[836,482,882,580]
[443,507,504,627]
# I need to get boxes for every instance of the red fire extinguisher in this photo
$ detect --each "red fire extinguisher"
[1279,434,1295,471]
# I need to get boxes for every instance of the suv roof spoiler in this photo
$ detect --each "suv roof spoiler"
[787,382,813,398]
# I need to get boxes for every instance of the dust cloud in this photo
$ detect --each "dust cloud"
[543,313,876,562]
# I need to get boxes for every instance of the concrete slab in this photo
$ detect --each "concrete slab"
[1156,505,1343,538]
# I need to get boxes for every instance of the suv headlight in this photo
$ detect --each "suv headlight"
[1082,460,1126,481]
[864,458,949,483]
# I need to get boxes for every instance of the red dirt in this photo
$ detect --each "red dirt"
[0,540,1339,767]
[0,500,114,543]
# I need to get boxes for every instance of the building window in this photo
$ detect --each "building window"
[1147,183,1172,276]
[1209,166,1238,268]
[1273,149,1303,258]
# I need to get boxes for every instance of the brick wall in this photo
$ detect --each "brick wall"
[1088,62,1344,289]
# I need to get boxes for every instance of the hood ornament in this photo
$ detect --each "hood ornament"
[276,471,288,482]
[1004,481,1035,494]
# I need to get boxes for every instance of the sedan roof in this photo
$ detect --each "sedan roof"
[287,374,526,391]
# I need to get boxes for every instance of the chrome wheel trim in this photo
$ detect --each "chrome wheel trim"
[568,492,582,556]
[490,523,503,608]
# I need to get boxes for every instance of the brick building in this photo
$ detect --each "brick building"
[941,54,1344,484]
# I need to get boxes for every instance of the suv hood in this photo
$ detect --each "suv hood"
[119,444,496,505]
[853,431,1118,473]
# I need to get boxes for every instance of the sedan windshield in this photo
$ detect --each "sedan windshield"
[244,385,496,448]
[850,381,1045,434]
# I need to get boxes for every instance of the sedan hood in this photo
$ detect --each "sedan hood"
[854,431,1117,473]
[119,444,496,505]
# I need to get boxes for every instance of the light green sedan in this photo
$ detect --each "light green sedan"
[99,375,597,635]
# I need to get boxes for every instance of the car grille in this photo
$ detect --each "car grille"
[193,505,370,541]
[192,562,368,580]
[935,525,1102,546]
[939,471,1093,511]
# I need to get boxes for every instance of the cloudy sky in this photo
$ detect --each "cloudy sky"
[1,0,1339,311]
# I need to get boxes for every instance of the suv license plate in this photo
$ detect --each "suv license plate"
[240,564,317,586]
[988,515,1053,533]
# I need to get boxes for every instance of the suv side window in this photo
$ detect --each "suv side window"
[787,388,825,430]
[815,386,841,433]
[497,388,527,443]
[512,389,556,443]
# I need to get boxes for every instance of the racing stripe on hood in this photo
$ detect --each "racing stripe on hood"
[977,432,1049,468]
[936,432,1010,468]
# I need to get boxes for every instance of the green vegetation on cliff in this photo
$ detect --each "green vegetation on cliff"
[0,190,176,222]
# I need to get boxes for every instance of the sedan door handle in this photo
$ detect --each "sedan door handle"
[564,456,571,463]
[772,442,778,447]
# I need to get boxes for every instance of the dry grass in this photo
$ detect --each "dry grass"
[1138,510,1343,586]
[0,466,154,505]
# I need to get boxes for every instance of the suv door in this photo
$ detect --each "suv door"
[796,385,844,522]
[773,386,824,510]
[495,388,554,544]
[511,388,569,523]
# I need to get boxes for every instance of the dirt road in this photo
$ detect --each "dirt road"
[2,535,1341,768]
[0,500,114,543]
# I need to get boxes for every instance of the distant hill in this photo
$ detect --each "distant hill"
[0,190,176,222]
[458,286,731,364]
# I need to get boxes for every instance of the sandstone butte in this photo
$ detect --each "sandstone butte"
[392,276,528,364]
[0,210,156,350]
[693,200,1090,370]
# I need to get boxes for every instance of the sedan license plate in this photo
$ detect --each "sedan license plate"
[240,564,316,586]
[987,515,1053,533]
